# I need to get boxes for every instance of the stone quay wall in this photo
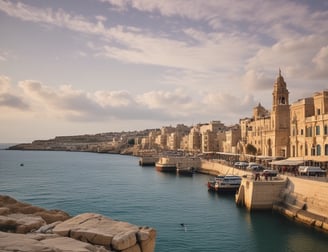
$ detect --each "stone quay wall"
[0,195,156,252]
[236,178,287,210]
[199,159,249,176]
[200,159,328,232]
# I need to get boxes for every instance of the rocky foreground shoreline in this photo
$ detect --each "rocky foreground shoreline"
[0,195,156,252]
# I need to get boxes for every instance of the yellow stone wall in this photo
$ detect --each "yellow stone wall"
[286,176,328,218]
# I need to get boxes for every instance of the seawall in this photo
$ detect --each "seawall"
[199,159,328,232]
[199,159,249,176]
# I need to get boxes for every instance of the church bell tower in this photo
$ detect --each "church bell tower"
[271,69,290,157]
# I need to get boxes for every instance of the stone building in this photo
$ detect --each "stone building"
[240,70,290,158]
[290,90,328,168]
[188,126,201,152]
[201,130,218,152]
[199,121,226,153]
[223,125,241,153]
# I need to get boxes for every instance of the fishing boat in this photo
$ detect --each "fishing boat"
[207,175,242,193]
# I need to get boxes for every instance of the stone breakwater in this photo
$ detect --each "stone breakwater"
[0,195,156,252]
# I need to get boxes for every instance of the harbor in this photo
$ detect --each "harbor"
[138,152,328,233]
[2,149,328,251]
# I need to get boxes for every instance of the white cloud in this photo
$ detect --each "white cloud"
[0,76,258,125]
[2,0,327,81]
[241,70,272,91]
[0,75,10,93]
[0,75,29,110]
[94,90,135,107]
[311,45,328,78]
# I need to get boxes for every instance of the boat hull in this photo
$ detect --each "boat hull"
[207,181,240,193]
[177,167,195,176]
[156,164,177,172]
[207,175,241,193]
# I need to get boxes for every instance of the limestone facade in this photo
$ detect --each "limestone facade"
[240,71,290,158]
[290,90,328,168]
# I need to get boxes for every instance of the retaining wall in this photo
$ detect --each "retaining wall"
[283,176,328,218]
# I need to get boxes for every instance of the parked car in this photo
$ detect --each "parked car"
[247,163,264,172]
[234,161,248,169]
[261,169,278,177]
[298,166,326,176]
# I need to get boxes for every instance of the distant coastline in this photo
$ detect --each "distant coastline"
[5,129,153,155]
[0,143,19,150]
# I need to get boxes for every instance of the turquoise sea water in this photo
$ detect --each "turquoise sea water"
[1,149,328,251]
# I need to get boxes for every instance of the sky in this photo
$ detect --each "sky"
[1,0,328,143]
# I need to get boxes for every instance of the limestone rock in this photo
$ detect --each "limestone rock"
[137,227,156,252]
[41,236,110,252]
[111,230,137,250]
[0,207,10,215]
[0,196,156,252]
[0,231,57,252]
[53,213,139,248]
[35,221,62,234]
[0,231,112,252]
[53,213,157,251]
[0,213,46,233]
[0,195,70,224]
[120,243,141,252]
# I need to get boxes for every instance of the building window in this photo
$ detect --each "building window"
[311,145,315,156]
[317,108,321,115]
[325,144,328,155]
[316,125,320,135]
[300,129,304,135]
[305,144,308,156]
[292,145,296,157]
[324,125,328,135]
[316,145,321,156]
[306,126,312,137]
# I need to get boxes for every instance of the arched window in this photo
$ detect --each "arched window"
[316,145,321,156]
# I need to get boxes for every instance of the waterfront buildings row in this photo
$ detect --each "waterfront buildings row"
[135,70,328,168]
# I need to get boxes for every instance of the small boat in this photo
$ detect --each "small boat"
[207,175,242,193]
[177,167,195,176]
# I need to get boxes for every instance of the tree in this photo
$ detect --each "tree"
[246,144,257,155]
[127,138,135,146]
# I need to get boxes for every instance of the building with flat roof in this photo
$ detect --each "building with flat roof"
[290,90,328,168]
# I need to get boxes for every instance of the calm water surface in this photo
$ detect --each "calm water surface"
[1,149,328,251]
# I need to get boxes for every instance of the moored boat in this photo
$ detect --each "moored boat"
[207,175,242,193]
[176,167,196,176]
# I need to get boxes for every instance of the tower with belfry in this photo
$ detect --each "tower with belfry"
[240,69,290,158]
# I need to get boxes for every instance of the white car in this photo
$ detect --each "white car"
[298,166,326,176]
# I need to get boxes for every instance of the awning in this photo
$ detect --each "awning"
[270,158,305,166]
